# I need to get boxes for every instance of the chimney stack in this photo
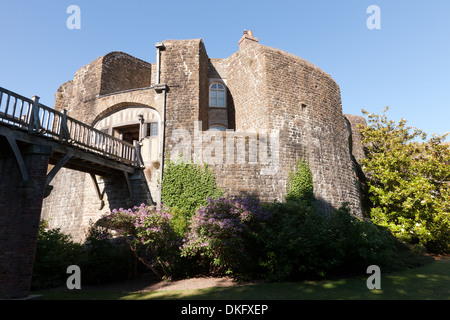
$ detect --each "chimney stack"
[239,30,259,49]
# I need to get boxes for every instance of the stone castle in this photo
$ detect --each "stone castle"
[41,31,367,241]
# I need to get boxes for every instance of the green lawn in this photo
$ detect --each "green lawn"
[37,257,449,300]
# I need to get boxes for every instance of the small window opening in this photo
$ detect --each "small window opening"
[113,124,140,144]
[145,122,159,138]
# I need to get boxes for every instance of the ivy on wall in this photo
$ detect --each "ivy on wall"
[286,156,314,204]
[161,159,224,235]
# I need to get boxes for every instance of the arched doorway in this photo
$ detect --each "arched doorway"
[93,106,161,166]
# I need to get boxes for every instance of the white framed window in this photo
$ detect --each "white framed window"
[145,122,158,137]
[209,82,226,108]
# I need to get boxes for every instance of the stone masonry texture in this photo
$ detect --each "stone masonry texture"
[42,33,365,242]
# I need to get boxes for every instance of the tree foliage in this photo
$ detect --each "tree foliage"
[359,107,450,253]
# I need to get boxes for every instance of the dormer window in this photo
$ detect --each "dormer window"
[209,82,226,108]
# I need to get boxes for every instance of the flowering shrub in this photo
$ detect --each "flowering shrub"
[181,196,269,277]
[101,204,181,280]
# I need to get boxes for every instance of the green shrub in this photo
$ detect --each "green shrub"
[170,206,191,237]
[257,200,335,281]
[327,203,396,273]
[31,222,83,290]
[32,221,136,290]
[256,202,397,281]
[78,225,136,285]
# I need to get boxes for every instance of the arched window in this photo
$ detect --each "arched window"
[209,82,226,108]
[209,125,227,132]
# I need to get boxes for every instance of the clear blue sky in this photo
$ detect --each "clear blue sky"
[1,0,449,138]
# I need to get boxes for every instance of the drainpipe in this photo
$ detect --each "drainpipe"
[155,42,167,204]
[157,85,168,205]
[155,42,165,85]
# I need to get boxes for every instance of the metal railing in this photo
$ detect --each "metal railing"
[0,87,139,166]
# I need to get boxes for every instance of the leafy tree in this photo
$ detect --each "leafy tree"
[359,107,450,253]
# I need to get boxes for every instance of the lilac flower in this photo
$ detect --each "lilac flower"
[181,196,269,274]
[102,203,181,280]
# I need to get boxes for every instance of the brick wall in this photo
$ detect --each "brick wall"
[0,141,52,299]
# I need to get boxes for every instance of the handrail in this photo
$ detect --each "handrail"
[0,87,139,167]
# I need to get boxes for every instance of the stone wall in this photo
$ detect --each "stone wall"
[222,44,270,131]
[161,39,209,134]
[42,34,365,243]
[207,42,362,216]
[344,114,368,166]
[204,131,284,202]
[42,52,158,242]
[100,52,151,96]
[42,168,154,242]
[54,52,154,124]
[263,45,362,216]
[344,114,369,216]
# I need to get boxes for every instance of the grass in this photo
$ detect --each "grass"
[37,257,449,300]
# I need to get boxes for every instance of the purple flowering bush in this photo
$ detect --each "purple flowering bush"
[101,204,181,280]
[181,196,269,277]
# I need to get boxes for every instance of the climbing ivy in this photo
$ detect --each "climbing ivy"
[286,156,315,204]
[161,158,223,234]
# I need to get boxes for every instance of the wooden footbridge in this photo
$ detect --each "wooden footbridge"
[0,86,143,299]
[0,87,143,193]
